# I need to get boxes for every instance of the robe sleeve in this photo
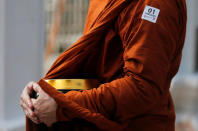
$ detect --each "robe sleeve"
[39,0,183,126]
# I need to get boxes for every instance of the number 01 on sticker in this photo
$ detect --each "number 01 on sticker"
[141,5,160,23]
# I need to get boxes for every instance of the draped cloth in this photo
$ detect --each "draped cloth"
[26,0,187,130]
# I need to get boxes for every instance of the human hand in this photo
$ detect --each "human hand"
[20,82,40,124]
[31,83,57,127]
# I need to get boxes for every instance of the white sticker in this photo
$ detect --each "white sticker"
[141,5,160,23]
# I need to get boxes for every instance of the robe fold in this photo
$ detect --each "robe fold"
[26,0,187,130]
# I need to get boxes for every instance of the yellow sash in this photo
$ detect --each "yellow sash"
[45,79,98,90]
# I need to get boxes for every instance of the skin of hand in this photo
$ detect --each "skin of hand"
[31,82,58,127]
[20,82,40,124]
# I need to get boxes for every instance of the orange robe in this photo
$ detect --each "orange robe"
[26,0,187,130]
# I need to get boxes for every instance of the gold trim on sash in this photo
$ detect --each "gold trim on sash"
[45,79,98,90]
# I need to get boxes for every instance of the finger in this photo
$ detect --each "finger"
[25,110,38,124]
[21,102,28,116]
[29,116,40,124]
[21,100,35,118]
[23,82,36,109]
[20,96,31,112]
[31,99,39,116]
[33,83,41,93]
[21,103,39,124]
[21,91,34,110]
[23,104,39,124]
[21,98,37,118]
[26,81,35,94]
[31,99,37,110]
[31,116,40,124]
[31,98,41,121]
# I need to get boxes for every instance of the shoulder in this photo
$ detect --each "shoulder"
[116,0,186,38]
[117,0,186,26]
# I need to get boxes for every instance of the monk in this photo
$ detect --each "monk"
[20,0,187,130]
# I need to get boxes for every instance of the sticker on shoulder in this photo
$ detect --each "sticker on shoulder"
[141,5,160,23]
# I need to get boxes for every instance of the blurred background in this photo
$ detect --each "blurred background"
[0,0,197,131]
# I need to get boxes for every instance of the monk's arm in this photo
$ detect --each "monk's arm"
[50,1,184,122]
[36,2,185,128]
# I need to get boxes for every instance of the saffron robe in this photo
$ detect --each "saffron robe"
[26,0,187,130]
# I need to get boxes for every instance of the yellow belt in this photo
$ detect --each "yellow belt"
[45,79,98,90]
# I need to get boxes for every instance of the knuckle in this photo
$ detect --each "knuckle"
[21,102,25,109]
[25,111,28,117]
[28,81,34,85]
[20,101,23,106]
[33,83,39,89]
[26,81,34,88]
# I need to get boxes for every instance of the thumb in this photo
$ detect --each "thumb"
[33,83,41,93]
